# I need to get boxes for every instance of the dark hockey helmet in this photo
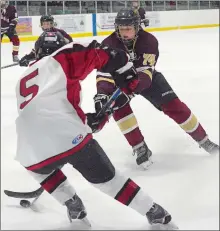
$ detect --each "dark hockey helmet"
[35,31,67,59]
[115,8,141,46]
[40,15,55,30]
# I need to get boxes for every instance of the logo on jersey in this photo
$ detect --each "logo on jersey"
[72,134,84,145]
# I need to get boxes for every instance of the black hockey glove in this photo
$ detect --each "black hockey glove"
[19,52,36,67]
[112,62,139,94]
[7,25,15,34]
[141,18,149,27]
[94,92,133,114]
[19,55,30,67]
[86,112,109,133]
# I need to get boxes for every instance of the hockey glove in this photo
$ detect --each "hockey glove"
[94,92,133,114]
[112,62,139,94]
[86,112,109,133]
[7,25,15,34]
[141,19,149,27]
[19,52,36,67]
[19,55,30,67]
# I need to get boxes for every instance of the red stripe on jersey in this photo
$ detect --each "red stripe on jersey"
[26,134,92,171]
[115,178,140,205]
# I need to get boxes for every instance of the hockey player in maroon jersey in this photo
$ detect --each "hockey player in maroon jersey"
[132,1,149,27]
[15,31,177,229]
[1,0,20,62]
[19,15,73,67]
[94,8,219,168]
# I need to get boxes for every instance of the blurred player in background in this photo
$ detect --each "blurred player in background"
[94,8,219,168]
[132,0,149,27]
[1,0,20,62]
[19,15,73,67]
[15,31,177,229]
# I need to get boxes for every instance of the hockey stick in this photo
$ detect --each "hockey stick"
[96,87,121,118]
[4,88,122,201]
[4,187,44,199]
[1,63,19,69]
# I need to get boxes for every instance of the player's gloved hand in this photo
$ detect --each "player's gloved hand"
[8,25,15,33]
[86,112,109,133]
[94,92,133,114]
[19,55,30,67]
[141,19,149,27]
[94,94,112,114]
[112,62,139,94]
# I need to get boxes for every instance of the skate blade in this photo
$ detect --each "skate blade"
[140,157,153,170]
[151,221,179,230]
[82,217,91,227]
[67,212,91,227]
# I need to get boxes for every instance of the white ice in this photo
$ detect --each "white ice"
[1,28,219,230]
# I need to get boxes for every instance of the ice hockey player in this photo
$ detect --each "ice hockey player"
[132,0,149,27]
[15,31,177,230]
[94,8,219,168]
[1,0,20,62]
[19,15,73,67]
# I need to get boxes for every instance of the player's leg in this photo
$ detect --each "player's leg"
[28,166,87,221]
[68,138,174,228]
[141,71,219,154]
[113,103,152,168]
[7,30,20,62]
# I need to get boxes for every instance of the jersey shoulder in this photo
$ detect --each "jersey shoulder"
[138,29,159,50]
[102,32,118,46]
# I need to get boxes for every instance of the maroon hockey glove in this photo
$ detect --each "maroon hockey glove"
[86,112,109,133]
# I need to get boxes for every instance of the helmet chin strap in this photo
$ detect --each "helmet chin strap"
[122,37,138,62]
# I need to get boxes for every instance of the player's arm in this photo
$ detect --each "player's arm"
[19,40,40,66]
[134,40,159,93]
[138,8,149,27]
[54,40,135,81]
[58,29,73,43]
[8,6,18,32]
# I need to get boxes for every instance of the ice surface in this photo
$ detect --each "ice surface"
[1,28,219,230]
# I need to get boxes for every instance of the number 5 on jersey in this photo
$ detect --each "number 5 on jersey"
[19,69,39,109]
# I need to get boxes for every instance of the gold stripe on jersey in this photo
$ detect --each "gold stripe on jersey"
[96,77,115,84]
[142,69,153,80]
[117,114,138,135]
[180,113,199,133]
[13,46,19,51]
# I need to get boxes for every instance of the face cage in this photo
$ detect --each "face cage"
[115,23,139,46]
[40,21,54,31]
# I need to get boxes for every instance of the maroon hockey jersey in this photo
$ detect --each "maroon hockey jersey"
[96,29,159,94]
[1,5,18,33]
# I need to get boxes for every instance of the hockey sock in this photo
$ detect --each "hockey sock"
[93,171,154,216]
[162,98,207,142]
[11,35,19,56]
[113,104,145,147]
[29,169,76,205]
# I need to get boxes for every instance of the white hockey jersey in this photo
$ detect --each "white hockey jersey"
[15,41,127,170]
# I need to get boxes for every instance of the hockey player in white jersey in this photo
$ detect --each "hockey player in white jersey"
[15,31,177,229]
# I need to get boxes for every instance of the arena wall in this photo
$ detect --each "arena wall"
[2,9,219,43]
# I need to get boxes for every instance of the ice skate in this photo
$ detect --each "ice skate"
[133,141,153,169]
[65,194,91,227]
[13,55,19,63]
[146,203,178,230]
[199,138,219,154]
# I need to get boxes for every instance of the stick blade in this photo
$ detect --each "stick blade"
[4,187,44,199]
